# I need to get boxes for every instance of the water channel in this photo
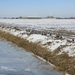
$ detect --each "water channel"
[0,39,63,75]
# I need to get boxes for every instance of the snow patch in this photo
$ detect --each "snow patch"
[62,45,75,57]
[65,73,70,75]
[1,66,17,71]
[25,68,31,72]
[27,34,47,42]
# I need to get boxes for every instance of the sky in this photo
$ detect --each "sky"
[0,0,75,17]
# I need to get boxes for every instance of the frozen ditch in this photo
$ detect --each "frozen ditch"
[0,39,63,75]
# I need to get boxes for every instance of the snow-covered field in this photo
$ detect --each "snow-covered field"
[0,19,75,57]
[0,19,75,75]
[0,19,75,31]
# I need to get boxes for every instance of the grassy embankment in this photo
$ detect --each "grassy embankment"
[0,30,75,75]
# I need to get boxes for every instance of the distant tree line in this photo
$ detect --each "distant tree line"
[1,16,75,19]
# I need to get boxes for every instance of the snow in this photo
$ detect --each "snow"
[25,68,31,72]
[21,34,28,39]
[0,19,75,58]
[50,40,62,51]
[27,34,47,42]
[1,66,17,71]
[45,40,66,51]
[62,45,75,57]
[65,73,70,75]
[0,19,75,31]
[1,19,75,74]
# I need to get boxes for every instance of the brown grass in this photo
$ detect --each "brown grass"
[0,30,75,75]
[43,41,52,46]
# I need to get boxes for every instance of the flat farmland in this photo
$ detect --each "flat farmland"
[0,19,75,75]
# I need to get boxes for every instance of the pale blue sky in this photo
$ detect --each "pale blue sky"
[0,0,75,17]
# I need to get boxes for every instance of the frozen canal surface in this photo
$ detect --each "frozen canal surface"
[0,39,63,75]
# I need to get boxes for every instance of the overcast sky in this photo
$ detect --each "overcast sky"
[0,0,75,17]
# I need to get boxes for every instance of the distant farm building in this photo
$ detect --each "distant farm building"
[22,16,41,19]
